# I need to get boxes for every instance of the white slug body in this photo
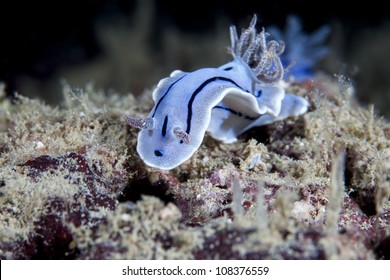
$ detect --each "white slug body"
[125,15,309,170]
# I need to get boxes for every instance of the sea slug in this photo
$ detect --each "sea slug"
[124,15,308,170]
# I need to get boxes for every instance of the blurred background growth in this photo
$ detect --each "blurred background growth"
[0,0,389,117]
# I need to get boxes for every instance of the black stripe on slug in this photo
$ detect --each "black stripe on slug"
[152,74,188,117]
[162,115,168,137]
[223,66,233,71]
[213,105,258,121]
[213,105,237,115]
[186,76,248,134]
[255,89,262,97]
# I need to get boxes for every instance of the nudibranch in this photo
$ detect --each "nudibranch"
[124,15,309,170]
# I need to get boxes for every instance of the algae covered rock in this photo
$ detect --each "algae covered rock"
[0,75,389,259]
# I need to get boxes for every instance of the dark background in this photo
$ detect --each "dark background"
[0,0,389,116]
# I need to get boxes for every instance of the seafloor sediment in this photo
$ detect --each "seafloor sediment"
[0,76,389,259]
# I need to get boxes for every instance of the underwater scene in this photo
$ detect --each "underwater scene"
[0,0,389,259]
